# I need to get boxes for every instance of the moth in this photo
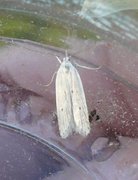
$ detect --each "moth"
[56,52,91,139]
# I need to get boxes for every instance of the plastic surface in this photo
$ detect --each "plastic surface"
[0,1,138,180]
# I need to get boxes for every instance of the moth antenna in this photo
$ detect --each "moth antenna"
[56,56,62,64]
[74,61,101,70]
[45,54,63,87]
[65,50,72,61]
[44,71,57,87]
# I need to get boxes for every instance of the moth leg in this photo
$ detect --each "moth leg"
[51,112,60,136]
[51,112,58,125]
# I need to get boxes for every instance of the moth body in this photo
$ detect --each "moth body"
[56,56,90,138]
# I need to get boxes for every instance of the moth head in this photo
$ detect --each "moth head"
[63,50,71,62]
[63,56,70,62]
[64,61,70,72]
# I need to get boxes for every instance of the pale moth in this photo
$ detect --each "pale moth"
[56,52,91,139]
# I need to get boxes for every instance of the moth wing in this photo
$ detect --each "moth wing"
[56,65,75,138]
[71,66,90,136]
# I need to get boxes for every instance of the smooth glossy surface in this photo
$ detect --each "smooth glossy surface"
[0,0,138,179]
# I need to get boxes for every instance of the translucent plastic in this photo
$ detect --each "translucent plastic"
[0,1,138,180]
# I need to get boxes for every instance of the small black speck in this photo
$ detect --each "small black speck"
[96,115,100,121]
[61,108,63,111]
[89,109,100,123]
[71,90,73,93]
[79,107,81,110]
[90,109,97,117]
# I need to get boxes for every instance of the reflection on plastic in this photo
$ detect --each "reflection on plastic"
[0,122,95,180]
[80,0,138,17]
